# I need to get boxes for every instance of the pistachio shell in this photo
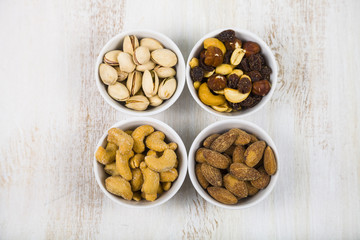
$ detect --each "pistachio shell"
[107,82,130,101]
[154,66,176,78]
[136,61,156,72]
[148,95,163,107]
[151,49,177,67]
[99,63,118,85]
[125,95,150,111]
[114,66,128,81]
[158,77,177,100]
[140,38,164,51]
[133,46,150,65]
[117,52,136,73]
[126,71,142,95]
[123,35,139,55]
[142,70,159,98]
[104,50,122,66]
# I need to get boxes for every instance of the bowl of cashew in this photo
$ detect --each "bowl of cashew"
[94,117,187,208]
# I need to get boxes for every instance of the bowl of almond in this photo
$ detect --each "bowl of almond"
[186,28,278,117]
[95,30,185,116]
[188,119,279,209]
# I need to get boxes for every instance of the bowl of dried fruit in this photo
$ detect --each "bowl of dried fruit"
[186,28,278,117]
[188,119,279,209]
[95,30,186,116]
[94,117,187,208]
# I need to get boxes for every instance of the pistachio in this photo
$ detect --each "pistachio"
[142,70,159,98]
[99,63,118,85]
[136,61,156,72]
[117,52,136,73]
[133,46,150,65]
[125,95,149,111]
[126,71,142,95]
[230,48,246,65]
[158,77,177,100]
[114,66,128,81]
[140,38,164,51]
[107,82,130,101]
[148,95,163,107]
[104,50,122,66]
[151,49,177,67]
[123,35,139,55]
[154,66,176,78]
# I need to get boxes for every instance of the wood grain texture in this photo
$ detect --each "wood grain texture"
[0,0,359,239]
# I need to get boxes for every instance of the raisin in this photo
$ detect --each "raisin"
[217,30,235,42]
[227,74,239,89]
[239,58,251,72]
[247,54,262,71]
[223,50,233,64]
[190,66,204,82]
[261,65,272,80]
[228,102,242,111]
[240,94,262,108]
[238,77,252,94]
[248,71,262,82]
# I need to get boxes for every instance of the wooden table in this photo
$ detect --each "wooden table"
[1,0,359,239]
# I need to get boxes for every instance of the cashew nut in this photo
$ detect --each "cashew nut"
[105,176,133,200]
[157,184,163,194]
[168,142,178,151]
[104,162,120,176]
[95,142,118,165]
[198,83,226,106]
[140,162,159,201]
[160,168,178,182]
[132,191,142,201]
[129,153,145,169]
[124,130,133,135]
[146,150,158,157]
[116,150,134,181]
[161,182,171,191]
[132,125,154,153]
[107,128,134,154]
[130,168,143,192]
[145,131,169,152]
[144,149,177,172]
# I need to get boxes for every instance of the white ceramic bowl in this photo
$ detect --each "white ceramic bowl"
[188,119,279,209]
[186,28,278,118]
[94,117,187,208]
[95,30,186,116]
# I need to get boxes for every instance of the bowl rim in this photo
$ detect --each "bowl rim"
[93,117,188,208]
[188,119,279,209]
[186,27,278,118]
[95,29,186,116]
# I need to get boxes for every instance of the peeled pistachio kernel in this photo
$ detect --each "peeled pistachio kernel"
[215,64,233,75]
[107,82,130,101]
[117,52,136,73]
[126,71,142,95]
[104,50,122,66]
[136,61,156,72]
[114,67,128,81]
[99,63,118,85]
[133,46,151,65]
[154,66,176,78]
[158,77,177,100]
[123,35,139,55]
[125,95,150,110]
[149,95,163,107]
[230,48,246,65]
[151,49,178,67]
[189,57,199,69]
[140,38,164,51]
[142,70,159,98]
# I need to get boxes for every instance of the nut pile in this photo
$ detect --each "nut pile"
[95,125,179,202]
[190,29,273,112]
[195,128,277,205]
[99,36,178,111]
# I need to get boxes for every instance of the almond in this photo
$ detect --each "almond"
[224,145,236,156]
[232,145,245,163]
[202,149,230,169]
[195,148,207,163]
[223,174,248,199]
[229,162,260,181]
[245,181,259,196]
[210,129,239,152]
[201,163,222,187]
[196,164,209,189]
[203,133,220,148]
[251,167,271,189]
[207,187,237,205]
[264,146,277,175]
[233,129,251,145]
[244,141,266,167]
[249,134,259,143]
